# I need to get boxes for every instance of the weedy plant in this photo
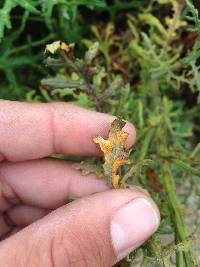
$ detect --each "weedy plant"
[1,0,200,266]
[0,0,149,99]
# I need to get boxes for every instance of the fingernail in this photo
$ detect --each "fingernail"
[111,197,160,260]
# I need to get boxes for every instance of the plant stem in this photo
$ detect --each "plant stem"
[61,51,102,111]
[172,159,200,177]
[82,72,102,112]
[159,128,196,267]
[148,235,170,267]
[151,78,196,266]
[190,143,200,158]
[137,99,144,129]
[10,33,56,54]
[138,128,155,161]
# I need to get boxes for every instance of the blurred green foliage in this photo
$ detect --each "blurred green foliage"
[0,0,149,99]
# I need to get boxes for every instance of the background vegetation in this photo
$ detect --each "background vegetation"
[1,0,200,266]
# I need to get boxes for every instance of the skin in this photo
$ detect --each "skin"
[0,100,159,267]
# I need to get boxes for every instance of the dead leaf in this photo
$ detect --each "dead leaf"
[147,169,164,192]
[93,118,131,188]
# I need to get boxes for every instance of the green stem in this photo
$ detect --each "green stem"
[190,143,200,158]
[176,251,185,267]
[61,51,101,111]
[10,33,56,54]
[137,99,144,129]
[172,159,200,177]
[138,128,155,161]
[151,77,196,266]
[162,160,195,266]
[40,89,52,102]
[148,235,170,267]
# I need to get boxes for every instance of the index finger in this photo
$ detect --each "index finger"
[0,100,136,162]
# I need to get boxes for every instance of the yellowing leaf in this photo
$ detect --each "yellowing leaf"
[93,118,131,189]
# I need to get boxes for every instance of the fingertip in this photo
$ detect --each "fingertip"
[123,121,137,149]
[68,171,109,197]
[111,196,160,262]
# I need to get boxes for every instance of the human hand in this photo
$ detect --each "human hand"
[0,100,160,267]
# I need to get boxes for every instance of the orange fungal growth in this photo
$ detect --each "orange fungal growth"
[93,118,131,188]
[112,159,131,188]
[60,42,70,52]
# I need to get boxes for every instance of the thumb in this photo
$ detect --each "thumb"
[0,188,160,267]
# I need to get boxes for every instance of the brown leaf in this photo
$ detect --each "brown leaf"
[147,169,164,192]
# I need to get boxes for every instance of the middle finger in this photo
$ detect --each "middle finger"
[0,158,108,212]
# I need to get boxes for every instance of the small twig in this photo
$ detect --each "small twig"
[10,33,56,55]
[60,50,102,111]
[81,71,102,112]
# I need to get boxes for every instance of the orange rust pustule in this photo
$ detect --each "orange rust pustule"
[93,119,131,189]
[112,159,131,189]
[60,42,70,52]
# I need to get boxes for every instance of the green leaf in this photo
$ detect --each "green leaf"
[73,161,104,177]
[173,159,200,177]
[15,0,39,14]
